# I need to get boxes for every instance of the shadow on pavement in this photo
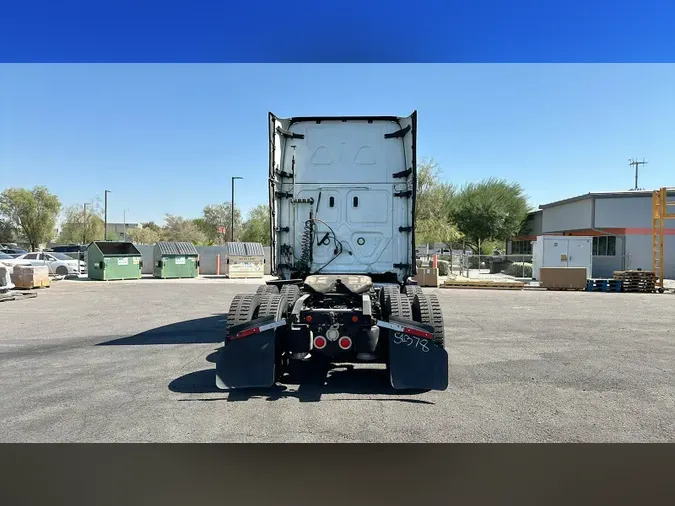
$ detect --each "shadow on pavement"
[98,315,227,346]
[168,362,434,404]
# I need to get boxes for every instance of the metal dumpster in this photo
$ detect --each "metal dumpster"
[223,242,265,279]
[87,241,143,281]
[153,241,199,279]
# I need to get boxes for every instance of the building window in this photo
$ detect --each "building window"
[511,240,532,255]
[593,235,616,256]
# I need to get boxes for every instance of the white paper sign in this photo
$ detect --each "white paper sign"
[118,257,129,265]
[175,257,186,265]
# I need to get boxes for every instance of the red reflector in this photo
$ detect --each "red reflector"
[338,337,352,350]
[314,336,327,349]
[351,315,358,322]
[305,315,312,323]
[234,327,260,339]
[403,327,433,340]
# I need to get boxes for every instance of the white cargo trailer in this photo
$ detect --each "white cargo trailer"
[532,235,593,280]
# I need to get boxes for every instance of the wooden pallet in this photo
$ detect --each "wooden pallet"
[586,279,623,292]
[442,280,524,290]
[12,284,50,290]
[0,292,38,302]
[441,283,524,290]
[613,270,657,293]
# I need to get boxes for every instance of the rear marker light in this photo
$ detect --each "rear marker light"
[314,336,327,349]
[338,337,352,350]
[351,315,358,322]
[305,315,312,323]
[233,327,260,339]
[403,327,433,340]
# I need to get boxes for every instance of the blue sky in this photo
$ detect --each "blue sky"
[1,64,673,224]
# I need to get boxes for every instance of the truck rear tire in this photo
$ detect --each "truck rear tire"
[386,292,412,320]
[227,293,263,330]
[279,284,301,311]
[258,293,289,320]
[411,293,445,347]
[256,285,279,295]
[404,284,423,301]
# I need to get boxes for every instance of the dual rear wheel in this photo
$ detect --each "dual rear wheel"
[385,288,445,347]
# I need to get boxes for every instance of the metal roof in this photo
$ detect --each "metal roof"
[538,189,675,210]
[154,241,198,256]
[225,242,265,257]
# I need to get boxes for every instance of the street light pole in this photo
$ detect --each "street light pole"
[82,203,89,245]
[123,209,129,242]
[104,190,111,240]
[231,176,243,242]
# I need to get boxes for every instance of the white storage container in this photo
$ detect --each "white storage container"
[532,235,593,280]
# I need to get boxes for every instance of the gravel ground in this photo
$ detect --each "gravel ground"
[1,277,673,442]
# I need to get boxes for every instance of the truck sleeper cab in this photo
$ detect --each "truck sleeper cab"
[216,112,448,392]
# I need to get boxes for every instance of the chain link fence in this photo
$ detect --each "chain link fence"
[417,252,634,281]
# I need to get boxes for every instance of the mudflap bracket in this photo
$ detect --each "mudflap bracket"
[377,316,449,391]
[215,315,287,390]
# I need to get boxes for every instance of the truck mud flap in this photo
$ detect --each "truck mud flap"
[215,315,286,390]
[379,317,449,391]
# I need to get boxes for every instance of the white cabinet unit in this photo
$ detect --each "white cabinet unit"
[532,235,593,280]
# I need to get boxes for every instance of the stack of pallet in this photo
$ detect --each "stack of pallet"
[612,270,656,293]
[10,265,51,289]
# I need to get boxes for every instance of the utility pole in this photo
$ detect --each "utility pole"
[628,158,647,191]
[231,176,243,242]
[104,190,111,240]
[82,203,89,245]
[123,209,129,242]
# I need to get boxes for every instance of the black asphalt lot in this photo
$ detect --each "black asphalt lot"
[1,277,673,442]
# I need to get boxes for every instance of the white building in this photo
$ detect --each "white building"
[508,190,675,279]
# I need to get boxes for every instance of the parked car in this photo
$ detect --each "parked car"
[14,251,86,275]
[0,252,32,274]
[0,247,29,257]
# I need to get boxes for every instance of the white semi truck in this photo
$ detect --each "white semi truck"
[216,111,448,391]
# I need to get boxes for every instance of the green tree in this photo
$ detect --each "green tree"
[141,221,161,233]
[0,218,16,243]
[240,205,270,245]
[199,203,242,244]
[449,178,530,253]
[0,186,61,251]
[127,226,160,245]
[57,203,105,244]
[161,214,207,244]
[415,158,461,247]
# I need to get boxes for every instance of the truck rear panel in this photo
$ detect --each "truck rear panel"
[268,112,417,284]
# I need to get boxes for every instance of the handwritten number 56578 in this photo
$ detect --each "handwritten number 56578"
[393,332,430,353]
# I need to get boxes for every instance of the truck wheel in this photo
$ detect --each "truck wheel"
[386,292,412,320]
[258,293,289,320]
[279,284,301,311]
[381,284,401,310]
[227,293,262,330]
[256,285,279,295]
[411,293,445,347]
[404,284,423,301]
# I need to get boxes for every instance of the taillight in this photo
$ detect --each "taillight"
[338,336,352,350]
[314,336,327,349]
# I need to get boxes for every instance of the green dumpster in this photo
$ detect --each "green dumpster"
[87,241,143,281]
[153,242,199,279]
